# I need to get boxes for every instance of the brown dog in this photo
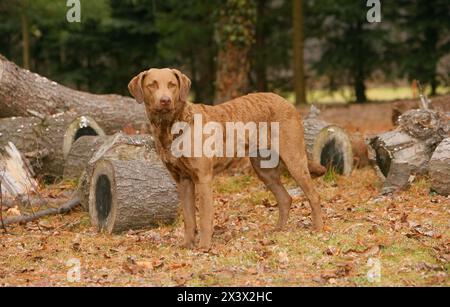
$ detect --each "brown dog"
[128,68,323,250]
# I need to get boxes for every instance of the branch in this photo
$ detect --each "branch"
[0,195,80,228]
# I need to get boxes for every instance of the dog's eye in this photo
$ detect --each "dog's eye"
[168,82,177,89]
[147,81,158,89]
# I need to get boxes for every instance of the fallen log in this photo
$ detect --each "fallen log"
[65,133,159,181]
[0,142,38,199]
[368,108,449,194]
[429,138,450,196]
[0,54,147,134]
[303,106,354,175]
[0,113,105,178]
[76,133,178,233]
[89,158,178,234]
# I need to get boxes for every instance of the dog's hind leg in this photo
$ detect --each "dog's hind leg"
[278,120,324,231]
[250,158,292,230]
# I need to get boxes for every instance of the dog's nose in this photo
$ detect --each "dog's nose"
[160,96,172,106]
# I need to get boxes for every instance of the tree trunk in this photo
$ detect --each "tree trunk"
[354,21,367,104]
[214,0,256,104]
[293,0,307,105]
[75,133,178,233]
[0,54,147,134]
[368,108,449,194]
[354,73,367,103]
[429,138,450,196]
[20,2,30,70]
[0,113,105,179]
[254,0,267,92]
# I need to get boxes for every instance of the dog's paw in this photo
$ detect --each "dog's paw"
[273,225,286,232]
[198,240,212,252]
[182,240,196,249]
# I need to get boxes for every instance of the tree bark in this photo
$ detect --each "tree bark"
[214,0,256,104]
[429,138,450,196]
[0,54,147,134]
[293,0,307,105]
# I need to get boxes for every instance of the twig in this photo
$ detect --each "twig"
[0,195,80,228]
[417,81,431,110]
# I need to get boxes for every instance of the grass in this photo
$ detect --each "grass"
[0,168,448,286]
[284,86,450,104]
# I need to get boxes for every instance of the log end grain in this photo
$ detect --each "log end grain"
[312,125,354,176]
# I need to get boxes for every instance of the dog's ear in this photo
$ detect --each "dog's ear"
[128,71,148,104]
[172,69,191,102]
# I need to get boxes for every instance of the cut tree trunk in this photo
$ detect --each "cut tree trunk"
[0,142,38,199]
[0,113,105,179]
[89,158,178,234]
[368,108,449,194]
[81,133,178,233]
[0,54,147,134]
[73,133,177,224]
[429,138,450,196]
[303,106,354,175]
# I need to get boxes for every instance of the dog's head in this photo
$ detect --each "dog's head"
[128,68,191,114]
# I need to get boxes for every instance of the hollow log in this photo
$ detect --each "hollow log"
[63,136,107,181]
[368,108,449,194]
[0,142,38,199]
[303,106,354,175]
[429,138,450,196]
[89,158,178,234]
[74,133,173,214]
[0,113,105,179]
[39,113,105,178]
[0,54,147,134]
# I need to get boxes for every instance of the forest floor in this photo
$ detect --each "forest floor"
[0,167,448,287]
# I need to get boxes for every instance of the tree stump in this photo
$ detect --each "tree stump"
[303,106,354,175]
[0,113,105,179]
[429,138,450,196]
[368,108,449,194]
[81,133,178,233]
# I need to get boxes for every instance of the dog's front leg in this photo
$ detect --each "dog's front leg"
[196,181,214,251]
[178,178,197,249]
